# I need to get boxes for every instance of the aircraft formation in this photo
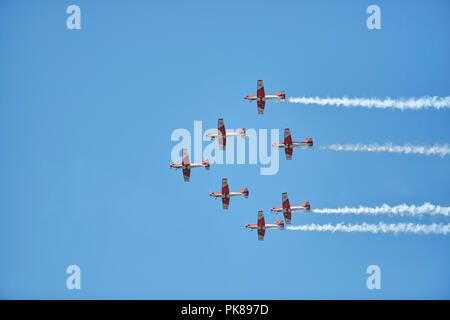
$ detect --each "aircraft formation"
[170,80,312,240]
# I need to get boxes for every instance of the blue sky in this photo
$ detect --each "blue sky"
[0,0,449,299]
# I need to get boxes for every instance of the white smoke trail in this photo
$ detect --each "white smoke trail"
[288,96,450,110]
[287,222,450,235]
[312,203,450,217]
[316,143,450,158]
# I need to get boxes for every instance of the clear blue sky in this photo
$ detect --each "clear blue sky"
[1,0,449,299]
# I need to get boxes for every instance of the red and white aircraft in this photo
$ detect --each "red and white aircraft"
[170,148,210,182]
[245,211,284,241]
[209,178,249,209]
[270,192,310,224]
[272,128,313,160]
[243,80,286,114]
[205,118,246,150]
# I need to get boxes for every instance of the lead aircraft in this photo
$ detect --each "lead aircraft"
[170,148,210,182]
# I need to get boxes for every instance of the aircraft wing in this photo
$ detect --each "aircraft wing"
[257,80,265,114]
[257,100,265,114]
[182,148,190,166]
[218,136,226,150]
[221,178,230,209]
[282,192,290,208]
[222,196,230,210]
[257,210,265,240]
[285,146,293,160]
[283,209,291,224]
[222,178,229,195]
[258,228,265,240]
[218,118,226,150]
[183,167,190,182]
[282,192,292,224]
[284,128,292,145]
[181,148,191,181]
[257,80,265,97]
[284,129,293,160]
[218,118,225,134]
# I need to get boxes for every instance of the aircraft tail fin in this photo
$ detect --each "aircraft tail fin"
[304,138,313,147]
[202,159,210,170]
[236,128,246,139]
[303,201,311,211]
[277,91,286,100]
[241,188,249,198]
